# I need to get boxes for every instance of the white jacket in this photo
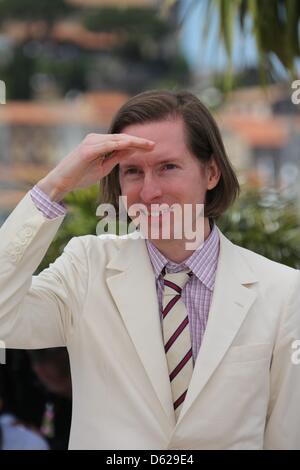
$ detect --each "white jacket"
[0,192,300,449]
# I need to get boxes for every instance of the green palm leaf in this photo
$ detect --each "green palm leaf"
[162,0,300,81]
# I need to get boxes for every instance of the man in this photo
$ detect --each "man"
[0,90,299,449]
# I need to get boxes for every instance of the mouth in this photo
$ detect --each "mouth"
[141,207,174,217]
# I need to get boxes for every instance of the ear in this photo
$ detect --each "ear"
[206,156,221,190]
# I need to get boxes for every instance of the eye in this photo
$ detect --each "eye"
[124,167,140,175]
[162,163,177,170]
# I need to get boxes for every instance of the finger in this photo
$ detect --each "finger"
[108,133,155,145]
[86,134,153,145]
[95,137,154,151]
[100,151,122,175]
[86,138,155,161]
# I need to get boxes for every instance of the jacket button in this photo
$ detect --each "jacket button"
[24,228,33,237]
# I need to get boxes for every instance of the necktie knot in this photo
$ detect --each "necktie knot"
[162,269,192,295]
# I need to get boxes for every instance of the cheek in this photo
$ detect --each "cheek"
[181,185,207,207]
[119,176,129,196]
[190,170,209,196]
[119,179,141,205]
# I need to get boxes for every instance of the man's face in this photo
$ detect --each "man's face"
[118,118,219,242]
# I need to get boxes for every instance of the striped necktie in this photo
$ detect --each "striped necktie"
[162,269,193,420]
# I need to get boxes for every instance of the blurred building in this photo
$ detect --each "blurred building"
[0,0,187,99]
[0,0,190,224]
[0,91,128,221]
[216,84,300,192]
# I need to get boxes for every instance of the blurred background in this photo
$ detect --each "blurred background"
[0,0,300,450]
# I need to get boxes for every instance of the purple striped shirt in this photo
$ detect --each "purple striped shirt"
[30,185,220,361]
[146,226,220,362]
[31,185,67,219]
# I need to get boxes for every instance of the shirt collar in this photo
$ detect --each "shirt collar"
[146,223,220,291]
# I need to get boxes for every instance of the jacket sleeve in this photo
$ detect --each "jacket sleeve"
[0,191,88,349]
[264,270,300,449]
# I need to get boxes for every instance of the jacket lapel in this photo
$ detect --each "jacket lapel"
[105,234,175,427]
[104,230,259,428]
[176,230,258,424]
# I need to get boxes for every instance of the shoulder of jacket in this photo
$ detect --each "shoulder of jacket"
[64,231,143,257]
[234,242,298,281]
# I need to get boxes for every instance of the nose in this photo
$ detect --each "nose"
[139,173,163,204]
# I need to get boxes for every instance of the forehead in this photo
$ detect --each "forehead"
[119,118,191,166]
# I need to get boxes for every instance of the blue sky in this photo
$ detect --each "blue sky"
[179,0,258,72]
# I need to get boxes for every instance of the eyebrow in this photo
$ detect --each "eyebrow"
[119,157,182,170]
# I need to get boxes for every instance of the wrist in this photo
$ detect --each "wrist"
[36,175,68,203]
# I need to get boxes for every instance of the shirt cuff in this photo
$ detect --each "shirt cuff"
[30,185,67,220]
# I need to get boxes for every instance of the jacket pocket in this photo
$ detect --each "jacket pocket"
[222,343,272,364]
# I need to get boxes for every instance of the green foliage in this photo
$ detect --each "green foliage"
[218,188,300,269]
[0,3,188,99]
[0,46,35,100]
[163,0,300,80]
[0,0,75,23]
[37,185,100,273]
[34,55,89,94]
[82,6,173,63]
[0,46,90,100]
[38,186,300,273]
[83,7,171,37]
